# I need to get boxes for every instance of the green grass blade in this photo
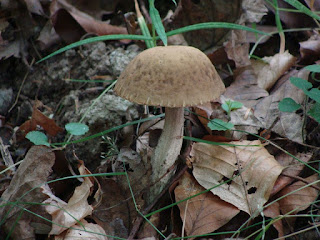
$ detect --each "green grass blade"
[149,0,167,46]
[166,22,270,37]
[37,34,152,63]
[284,0,320,21]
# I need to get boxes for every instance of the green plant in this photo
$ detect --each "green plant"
[26,122,89,147]
[278,64,320,123]
[208,100,243,131]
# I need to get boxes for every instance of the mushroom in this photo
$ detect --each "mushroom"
[114,46,225,201]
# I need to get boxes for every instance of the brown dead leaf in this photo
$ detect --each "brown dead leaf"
[168,0,241,50]
[277,174,319,226]
[263,202,284,237]
[253,69,309,143]
[50,0,127,43]
[175,172,239,238]
[55,219,108,240]
[19,106,63,137]
[223,66,269,108]
[44,162,94,235]
[191,140,283,215]
[0,146,55,238]
[278,174,319,214]
[271,152,313,196]
[300,38,320,64]
[252,51,296,91]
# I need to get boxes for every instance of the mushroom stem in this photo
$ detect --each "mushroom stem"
[150,107,184,200]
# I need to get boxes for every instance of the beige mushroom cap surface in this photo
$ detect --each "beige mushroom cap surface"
[114,46,225,107]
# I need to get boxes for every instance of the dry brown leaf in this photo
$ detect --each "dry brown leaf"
[300,38,320,64]
[175,172,239,238]
[168,0,241,50]
[44,162,94,235]
[50,0,127,43]
[191,140,283,215]
[278,174,319,219]
[271,152,312,196]
[0,146,55,238]
[55,219,108,240]
[223,67,269,108]
[253,69,309,143]
[252,51,296,90]
[263,202,284,237]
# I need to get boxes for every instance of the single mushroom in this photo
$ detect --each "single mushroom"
[114,46,225,202]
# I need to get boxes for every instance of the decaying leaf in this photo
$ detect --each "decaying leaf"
[278,174,319,224]
[0,146,55,239]
[271,152,313,196]
[263,202,284,238]
[44,162,94,235]
[55,219,108,240]
[252,51,296,91]
[223,67,269,108]
[191,140,283,215]
[253,69,309,143]
[175,172,239,238]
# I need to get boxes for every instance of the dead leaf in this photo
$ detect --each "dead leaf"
[252,51,296,91]
[44,162,94,235]
[191,140,283,215]
[23,0,45,16]
[55,219,108,240]
[0,146,55,238]
[19,106,63,137]
[242,0,268,23]
[263,202,284,237]
[50,0,127,43]
[223,67,269,108]
[253,69,310,143]
[168,0,241,50]
[277,174,320,226]
[271,152,313,196]
[300,38,320,64]
[174,172,239,238]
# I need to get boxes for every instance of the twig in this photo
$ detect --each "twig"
[280,173,320,191]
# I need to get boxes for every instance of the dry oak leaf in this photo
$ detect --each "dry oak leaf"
[44,162,94,235]
[191,140,283,215]
[263,202,284,238]
[175,172,239,238]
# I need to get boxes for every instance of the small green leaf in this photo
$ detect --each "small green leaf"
[221,102,230,113]
[306,88,320,103]
[208,119,234,131]
[290,77,312,92]
[305,64,320,73]
[26,131,50,146]
[308,102,320,123]
[279,98,301,112]
[229,101,243,111]
[65,123,89,136]
[149,0,167,46]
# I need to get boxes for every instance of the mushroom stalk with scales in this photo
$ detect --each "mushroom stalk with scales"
[114,46,225,203]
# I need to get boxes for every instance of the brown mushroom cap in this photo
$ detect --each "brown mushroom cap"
[114,46,225,107]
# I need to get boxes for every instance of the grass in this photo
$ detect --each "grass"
[3,0,320,239]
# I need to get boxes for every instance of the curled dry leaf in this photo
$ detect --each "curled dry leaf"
[174,172,239,238]
[191,140,283,215]
[44,162,94,235]
[251,51,296,91]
